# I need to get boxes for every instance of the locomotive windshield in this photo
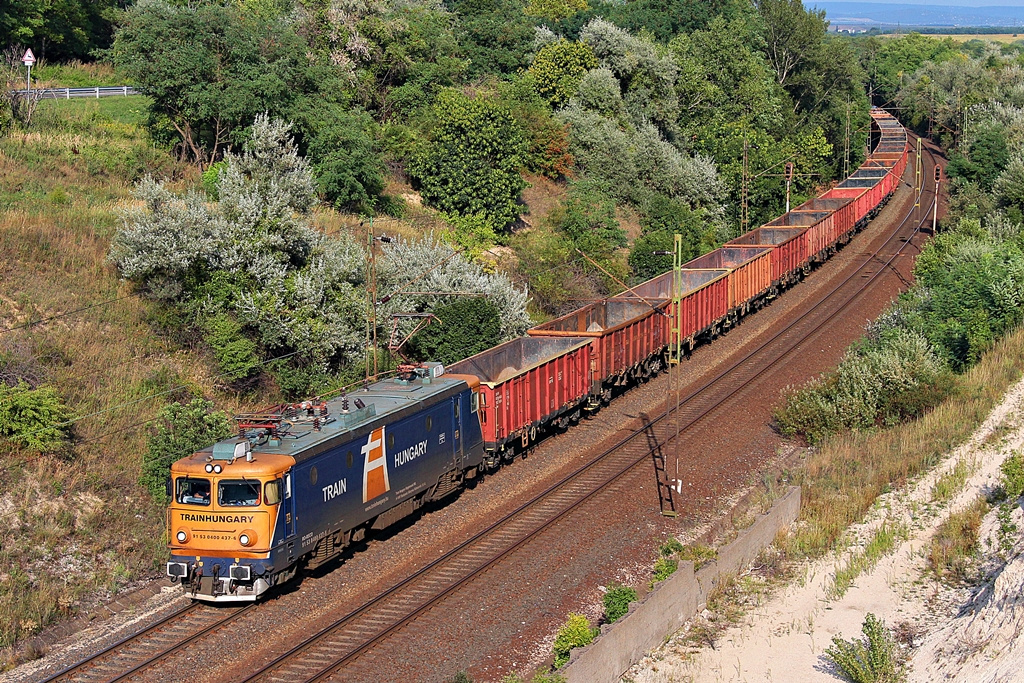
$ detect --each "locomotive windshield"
[219,480,261,507]
[176,478,211,506]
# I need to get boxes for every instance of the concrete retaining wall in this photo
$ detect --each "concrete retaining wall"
[561,487,801,683]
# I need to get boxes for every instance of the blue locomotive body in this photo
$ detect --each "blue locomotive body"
[167,366,485,601]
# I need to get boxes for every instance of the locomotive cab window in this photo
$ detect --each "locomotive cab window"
[264,479,282,505]
[471,392,479,413]
[219,480,261,507]
[177,478,211,506]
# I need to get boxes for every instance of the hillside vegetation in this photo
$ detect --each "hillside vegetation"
[1,0,1020,662]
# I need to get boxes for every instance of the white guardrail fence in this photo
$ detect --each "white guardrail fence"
[12,86,139,99]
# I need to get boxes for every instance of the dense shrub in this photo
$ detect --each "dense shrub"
[203,313,260,381]
[775,325,952,444]
[0,381,71,453]
[407,297,502,365]
[552,613,597,668]
[824,613,906,683]
[306,111,386,213]
[602,583,637,623]
[528,39,597,107]
[410,90,527,233]
[140,399,232,500]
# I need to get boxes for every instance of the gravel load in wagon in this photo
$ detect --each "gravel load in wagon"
[448,336,592,452]
[837,176,881,188]
[850,168,889,178]
[766,210,830,227]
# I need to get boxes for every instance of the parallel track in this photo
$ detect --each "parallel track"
[42,603,254,683]
[237,139,941,683]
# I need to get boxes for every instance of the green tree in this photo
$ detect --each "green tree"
[141,399,232,500]
[306,110,386,213]
[108,1,309,163]
[0,381,71,453]
[452,0,537,77]
[410,89,527,232]
[525,0,587,22]
[528,39,597,107]
[407,297,502,365]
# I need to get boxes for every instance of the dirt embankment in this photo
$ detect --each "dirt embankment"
[627,373,1024,683]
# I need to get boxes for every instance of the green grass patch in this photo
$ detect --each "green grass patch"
[929,496,989,583]
[830,523,907,599]
[931,458,971,504]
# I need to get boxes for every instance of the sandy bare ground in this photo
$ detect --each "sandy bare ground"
[626,374,1024,683]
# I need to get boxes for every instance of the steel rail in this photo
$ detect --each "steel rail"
[240,139,940,683]
[41,602,254,683]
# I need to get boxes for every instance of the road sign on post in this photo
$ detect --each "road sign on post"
[21,48,35,95]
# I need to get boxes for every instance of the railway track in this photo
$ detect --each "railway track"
[41,603,253,683]
[229,140,943,683]
[36,137,939,683]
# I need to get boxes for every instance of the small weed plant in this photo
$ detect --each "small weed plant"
[996,502,1018,557]
[999,450,1024,499]
[931,458,970,503]
[602,583,638,623]
[678,543,717,569]
[650,557,678,587]
[552,613,597,668]
[825,613,906,683]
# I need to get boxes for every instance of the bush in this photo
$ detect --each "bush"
[410,89,527,232]
[528,39,597,107]
[407,297,502,366]
[204,314,260,381]
[775,325,951,444]
[602,583,637,623]
[140,399,232,500]
[307,111,386,213]
[824,613,906,683]
[651,557,677,585]
[552,613,597,668]
[1000,450,1024,499]
[0,381,72,453]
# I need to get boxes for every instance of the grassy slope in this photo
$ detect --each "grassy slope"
[0,97,208,654]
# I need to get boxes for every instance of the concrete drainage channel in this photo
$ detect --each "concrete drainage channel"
[559,487,802,682]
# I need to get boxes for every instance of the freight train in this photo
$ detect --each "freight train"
[166,109,909,601]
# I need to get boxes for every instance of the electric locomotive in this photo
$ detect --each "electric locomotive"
[165,363,484,601]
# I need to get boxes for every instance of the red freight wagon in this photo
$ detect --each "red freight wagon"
[528,299,668,396]
[616,269,730,350]
[764,211,833,259]
[727,227,808,285]
[820,187,872,225]
[448,336,592,454]
[793,196,858,243]
[682,246,772,311]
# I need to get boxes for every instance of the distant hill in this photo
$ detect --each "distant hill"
[812,2,1024,28]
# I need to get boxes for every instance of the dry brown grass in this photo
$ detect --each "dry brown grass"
[780,325,1024,560]
[0,97,234,659]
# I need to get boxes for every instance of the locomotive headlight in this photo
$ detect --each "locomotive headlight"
[175,529,190,544]
[213,464,223,474]
[238,529,257,547]
[205,463,214,473]
[239,533,250,546]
